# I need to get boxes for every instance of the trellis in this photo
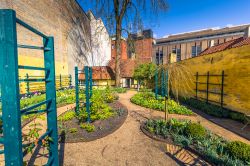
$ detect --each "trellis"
[75,66,93,122]
[194,71,226,107]
[0,9,58,165]
[154,68,169,99]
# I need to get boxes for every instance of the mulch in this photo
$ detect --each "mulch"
[58,101,128,143]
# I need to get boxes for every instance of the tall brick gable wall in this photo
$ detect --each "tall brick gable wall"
[0,0,91,80]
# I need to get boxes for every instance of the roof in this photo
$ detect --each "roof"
[79,66,115,80]
[200,37,250,56]
[79,58,136,80]
[156,24,250,44]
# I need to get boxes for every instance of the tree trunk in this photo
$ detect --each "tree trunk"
[115,22,122,87]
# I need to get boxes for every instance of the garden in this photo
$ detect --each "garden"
[142,118,250,166]
[57,87,128,142]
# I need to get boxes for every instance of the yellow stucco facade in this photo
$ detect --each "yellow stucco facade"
[19,55,69,94]
[168,45,250,114]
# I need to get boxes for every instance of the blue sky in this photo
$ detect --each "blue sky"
[79,0,250,38]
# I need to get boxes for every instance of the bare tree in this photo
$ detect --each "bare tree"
[81,0,168,87]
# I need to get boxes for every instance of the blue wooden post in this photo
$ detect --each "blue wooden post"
[155,70,158,99]
[75,67,79,114]
[85,66,91,123]
[43,36,59,165]
[0,9,23,165]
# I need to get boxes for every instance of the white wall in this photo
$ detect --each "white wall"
[88,11,111,66]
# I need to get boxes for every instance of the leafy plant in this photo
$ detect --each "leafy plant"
[226,141,250,162]
[144,118,248,165]
[184,122,206,139]
[131,92,193,115]
[69,128,78,133]
[80,123,95,132]
[58,111,75,121]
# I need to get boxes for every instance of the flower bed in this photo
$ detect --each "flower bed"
[58,88,127,142]
[130,92,193,115]
[142,118,250,166]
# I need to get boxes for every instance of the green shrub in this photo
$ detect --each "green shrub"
[226,141,250,162]
[185,123,206,139]
[58,111,75,121]
[131,92,193,115]
[69,128,78,133]
[80,123,95,132]
[181,98,247,124]
[112,87,127,93]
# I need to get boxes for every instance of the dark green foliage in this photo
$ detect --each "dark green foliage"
[226,141,250,162]
[131,92,193,115]
[144,119,247,165]
[133,63,157,88]
[181,98,247,123]
[185,123,206,139]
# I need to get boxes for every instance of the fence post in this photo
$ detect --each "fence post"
[195,72,198,99]
[206,71,209,103]
[69,74,72,88]
[221,70,224,107]
[89,67,93,97]
[161,69,165,96]
[165,70,168,97]
[75,67,79,114]
[59,74,62,89]
[0,9,23,165]
[43,36,59,165]
[26,73,30,95]
[155,70,158,99]
[84,66,90,123]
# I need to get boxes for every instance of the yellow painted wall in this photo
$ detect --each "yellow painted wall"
[167,45,250,114]
[19,55,69,94]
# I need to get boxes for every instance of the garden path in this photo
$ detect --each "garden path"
[61,91,207,166]
[23,90,249,165]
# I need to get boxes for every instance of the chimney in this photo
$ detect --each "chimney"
[244,26,250,38]
[210,40,215,47]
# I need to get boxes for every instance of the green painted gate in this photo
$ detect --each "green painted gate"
[0,9,58,165]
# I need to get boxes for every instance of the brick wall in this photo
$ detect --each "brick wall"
[111,39,128,60]
[0,0,91,82]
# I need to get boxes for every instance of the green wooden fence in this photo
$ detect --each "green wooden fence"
[0,9,58,165]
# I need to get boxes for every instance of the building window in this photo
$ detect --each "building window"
[192,45,201,57]
[172,46,176,54]
[156,49,163,65]
[176,48,181,62]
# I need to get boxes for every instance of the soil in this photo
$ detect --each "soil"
[58,101,128,143]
